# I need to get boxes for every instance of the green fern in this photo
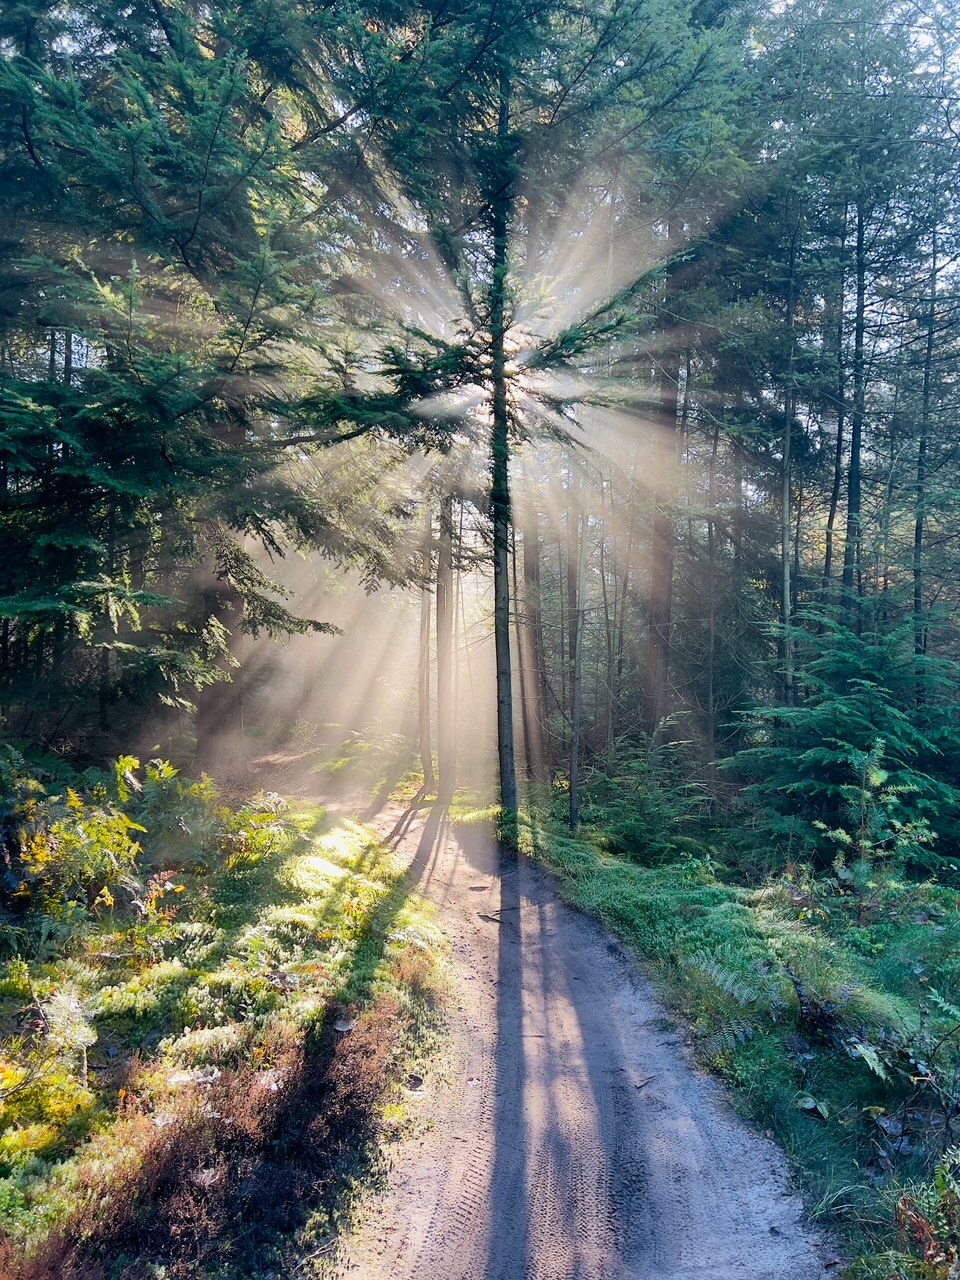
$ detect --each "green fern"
[685,948,787,1018]
[927,988,960,1023]
[688,952,762,1007]
[703,1017,757,1060]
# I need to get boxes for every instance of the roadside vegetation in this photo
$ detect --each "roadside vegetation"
[0,746,443,1279]
[448,743,960,1280]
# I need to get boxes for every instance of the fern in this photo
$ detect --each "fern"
[703,1017,757,1060]
[685,948,787,1018]
[687,952,762,1008]
[927,988,960,1023]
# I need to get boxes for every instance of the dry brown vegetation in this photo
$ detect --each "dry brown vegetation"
[0,996,407,1280]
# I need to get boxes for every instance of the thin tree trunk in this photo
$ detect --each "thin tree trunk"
[793,474,803,611]
[706,422,720,760]
[569,500,588,831]
[615,454,639,692]
[490,68,517,818]
[192,574,243,772]
[519,492,548,782]
[512,526,530,781]
[915,238,936,706]
[566,457,580,753]
[437,492,455,800]
[418,505,435,790]
[642,226,680,737]
[782,223,799,704]
[194,419,246,773]
[598,481,617,766]
[841,203,867,625]
[823,216,848,593]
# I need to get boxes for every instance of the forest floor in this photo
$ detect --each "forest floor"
[312,800,836,1280]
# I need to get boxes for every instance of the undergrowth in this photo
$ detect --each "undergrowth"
[448,779,960,1277]
[0,747,443,1278]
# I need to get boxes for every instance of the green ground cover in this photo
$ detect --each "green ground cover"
[450,791,960,1279]
[0,750,443,1279]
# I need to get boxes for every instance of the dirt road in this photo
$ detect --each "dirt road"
[319,805,831,1279]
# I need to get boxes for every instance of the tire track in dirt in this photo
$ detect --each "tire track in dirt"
[318,805,832,1279]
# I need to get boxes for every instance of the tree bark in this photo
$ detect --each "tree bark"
[841,200,867,624]
[517,492,548,783]
[781,219,799,704]
[569,496,588,830]
[822,213,848,594]
[490,68,517,818]
[642,226,680,737]
[418,504,435,790]
[705,422,720,760]
[914,237,936,706]
[437,492,455,800]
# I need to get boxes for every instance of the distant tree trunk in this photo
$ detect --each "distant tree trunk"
[793,474,803,610]
[569,496,588,830]
[781,221,799,704]
[194,418,246,774]
[193,575,244,773]
[705,422,720,760]
[490,69,517,818]
[841,203,867,624]
[565,457,580,753]
[915,238,936,706]
[615,453,639,693]
[642,227,680,737]
[598,480,617,765]
[437,492,455,800]
[517,493,548,783]
[822,214,848,594]
[418,506,435,790]
[511,528,529,779]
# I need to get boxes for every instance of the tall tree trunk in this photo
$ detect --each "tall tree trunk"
[782,221,799,704]
[915,237,936,706]
[822,214,848,593]
[612,436,640,708]
[642,227,680,737]
[194,419,246,773]
[511,527,530,780]
[518,491,548,783]
[569,492,588,830]
[437,492,455,800]
[418,505,435,790]
[598,480,617,766]
[705,422,720,760]
[192,574,244,773]
[565,457,580,752]
[841,205,867,624]
[490,69,517,817]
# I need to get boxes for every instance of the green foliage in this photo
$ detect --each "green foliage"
[572,740,712,865]
[728,617,960,870]
[0,2,428,754]
[0,760,441,1270]
[520,795,960,1265]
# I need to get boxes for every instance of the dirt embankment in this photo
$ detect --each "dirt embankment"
[318,806,834,1280]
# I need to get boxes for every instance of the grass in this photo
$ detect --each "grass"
[0,776,445,1280]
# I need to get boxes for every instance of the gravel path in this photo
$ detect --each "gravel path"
[320,804,833,1279]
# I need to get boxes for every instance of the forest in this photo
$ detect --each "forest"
[2,0,960,1275]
